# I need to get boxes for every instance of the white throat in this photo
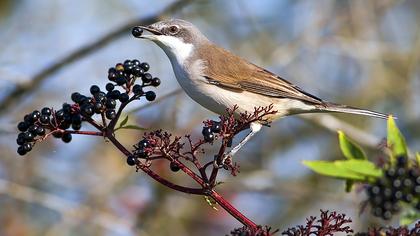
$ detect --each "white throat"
[154,35,193,65]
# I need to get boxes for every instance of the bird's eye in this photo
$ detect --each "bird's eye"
[168,25,179,35]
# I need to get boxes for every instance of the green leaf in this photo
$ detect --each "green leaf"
[387,116,407,158]
[303,160,366,181]
[338,131,367,160]
[118,125,146,131]
[119,115,129,128]
[400,210,420,226]
[303,159,382,182]
[339,159,382,178]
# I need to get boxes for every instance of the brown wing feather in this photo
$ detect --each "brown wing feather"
[198,43,324,105]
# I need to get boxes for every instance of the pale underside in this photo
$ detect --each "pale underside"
[152,35,321,120]
[150,34,388,121]
[172,58,316,121]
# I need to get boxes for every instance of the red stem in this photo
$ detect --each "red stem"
[83,113,259,231]
[106,134,204,195]
[66,130,103,136]
[209,190,258,231]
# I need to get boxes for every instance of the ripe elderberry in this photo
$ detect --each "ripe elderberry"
[133,84,143,95]
[61,133,72,143]
[151,77,161,87]
[17,122,29,132]
[142,73,152,83]
[140,62,150,72]
[127,155,138,166]
[365,155,420,220]
[138,139,149,149]
[170,162,180,172]
[145,91,156,101]
[90,85,100,95]
[131,27,143,38]
[211,122,221,133]
[202,126,215,142]
[105,110,116,120]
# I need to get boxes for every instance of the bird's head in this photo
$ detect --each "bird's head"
[133,19,209,64]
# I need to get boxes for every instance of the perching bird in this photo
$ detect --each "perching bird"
[132,19,388,158]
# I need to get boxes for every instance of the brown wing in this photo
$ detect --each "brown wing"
[199,44,324,105]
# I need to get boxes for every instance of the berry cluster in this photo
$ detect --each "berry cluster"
[16,109,49,155]
[16,59,160,156]
[366,156,420,220]
[201,121,221,142]
[107,59,159,102]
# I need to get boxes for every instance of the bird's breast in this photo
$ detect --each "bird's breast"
[170,59,314,120]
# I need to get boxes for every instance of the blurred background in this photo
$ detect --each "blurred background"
[0,0,419,235]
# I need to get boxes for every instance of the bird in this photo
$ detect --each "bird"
[132,19,388,159]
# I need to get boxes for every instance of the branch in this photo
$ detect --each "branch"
[0,0,194,115]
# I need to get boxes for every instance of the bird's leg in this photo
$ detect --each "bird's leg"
[219,122,262,166]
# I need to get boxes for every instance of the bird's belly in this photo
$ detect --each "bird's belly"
[172,62,313,120]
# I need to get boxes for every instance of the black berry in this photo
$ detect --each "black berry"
[105,83,114,92]
[109,90,120,100]
[108,71,117,81]
[53,131,63,138]
[138,139,149,149]
[131,27,143,38]
[105,109,116,119]
[133,67,144,77]
[127,155,137,166]
[94,102,104,113]
[31,110,41,121]
[132,59,140,66]
[40,115,50,124]
[17,146,27,156]
[170,162,180,172]
[145,91,156,101]
[105,99,116,109]
[61,133,72,143]
[204,133,214,142]
[23,131,34,141]
[151,77,161,87]
[202,127,212,136]
[41,107,52,116]
[140,62,150,72]
[72,114,82,125]
[17,122,29,132]
[142,73,152,83]
[55,110,65,120]
[22,142,32,152]
[62,103,71,113]
[16,137,25,145]
[90,85,100,95]
[133,84,143,95]
[36,126,45,136]
[396,156,408,167]
[211,122,221,133]
[72,123,81,131]
[115,76,126,85]
[80,104,94,117]
[119,93,130,103]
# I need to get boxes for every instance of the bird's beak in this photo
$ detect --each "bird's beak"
[133,26,162,40]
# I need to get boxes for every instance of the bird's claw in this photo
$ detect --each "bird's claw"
[213,154,232,169]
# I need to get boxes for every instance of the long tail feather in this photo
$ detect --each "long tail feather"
[318,102,390,119]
